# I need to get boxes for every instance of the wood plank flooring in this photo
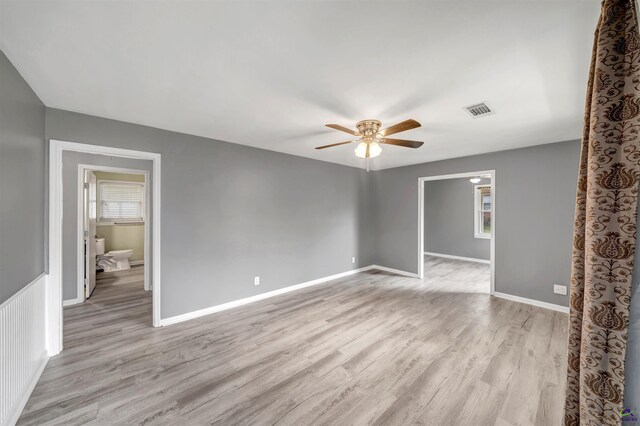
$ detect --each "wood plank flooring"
[18,257,568,425]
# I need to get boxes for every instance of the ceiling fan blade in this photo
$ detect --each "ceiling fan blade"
[379,119,421,136]
[325,124,360,136]
[315,140,355,150]
[382,138,424,148]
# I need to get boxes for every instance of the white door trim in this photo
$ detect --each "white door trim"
[418,170,496,295]
[75,165,151,306]
[48,139,162,356]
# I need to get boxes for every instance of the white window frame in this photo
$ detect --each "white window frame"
[474,184,491,239]
[97,179,145,225]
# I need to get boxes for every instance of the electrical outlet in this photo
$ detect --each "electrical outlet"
[351,257,356,264]
[254,276,260,286]
[554,284,567,295]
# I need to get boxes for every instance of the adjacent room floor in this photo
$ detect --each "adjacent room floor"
[422,254,491,294]
[18,259,568,425]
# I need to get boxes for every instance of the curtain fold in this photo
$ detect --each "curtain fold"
[565,0,640,425]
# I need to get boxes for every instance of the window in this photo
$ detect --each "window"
[98,180,144,223]
[474,184,491,239]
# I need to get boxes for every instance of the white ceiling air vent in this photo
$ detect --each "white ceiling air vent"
[464,102,494,118]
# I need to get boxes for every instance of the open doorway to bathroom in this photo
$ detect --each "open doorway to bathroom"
[418,171,495,295]
[80,166,149,303]
[48,140,160,356]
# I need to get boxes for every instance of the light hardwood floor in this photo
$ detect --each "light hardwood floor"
[18,257,568,425]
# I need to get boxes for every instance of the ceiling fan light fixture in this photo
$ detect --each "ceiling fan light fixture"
[355,141,382,159]
[321,119,421,164]
[354,142,367,158]
[369,141,382,158]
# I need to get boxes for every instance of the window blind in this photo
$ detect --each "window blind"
[98,181,144,221]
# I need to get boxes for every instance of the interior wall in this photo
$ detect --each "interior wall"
[372,140,580,307]
[62,152,152,302]
[47,108,374,318]
[97,226,144,262]
[94,171,144,182]
[0,50,45,303]
[94,171,145,262]
[424,177,490,261]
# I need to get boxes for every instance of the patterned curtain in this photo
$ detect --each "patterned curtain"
[565,0,640,425]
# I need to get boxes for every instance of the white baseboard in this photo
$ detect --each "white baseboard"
[159,265,377,326]
[424,252,490,264]
[370,264,419,278]
[493,292,569,314]
[63,297,83,306]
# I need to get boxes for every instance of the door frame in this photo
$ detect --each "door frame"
[48,139,161,356]
[417,170,495,295]
[76,165,151,304]
[84,170,97,300]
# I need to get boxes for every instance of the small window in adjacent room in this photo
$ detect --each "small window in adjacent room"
[474,184,491,239]
[98,180,144,223]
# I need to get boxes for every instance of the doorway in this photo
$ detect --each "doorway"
[417,170,495,294]
[48,140,161,356]
[77,165,150,302]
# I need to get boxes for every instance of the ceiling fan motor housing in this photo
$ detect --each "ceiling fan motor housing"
[356,120,382,140]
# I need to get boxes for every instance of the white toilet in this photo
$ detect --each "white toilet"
[96,238,134,272]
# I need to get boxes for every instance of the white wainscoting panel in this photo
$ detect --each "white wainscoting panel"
[1,273,49,426]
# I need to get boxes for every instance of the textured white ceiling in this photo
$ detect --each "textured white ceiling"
[0,1,599,170]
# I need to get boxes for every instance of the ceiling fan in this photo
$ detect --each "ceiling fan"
[316,119,424,169]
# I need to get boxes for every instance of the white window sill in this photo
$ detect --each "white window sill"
[474,234,491,239]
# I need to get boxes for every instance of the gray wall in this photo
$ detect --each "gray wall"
[424,177,490,261]
[0,50,45,303]
[372,140,580,307]
[46,108,374,318]
[62,152,152,301]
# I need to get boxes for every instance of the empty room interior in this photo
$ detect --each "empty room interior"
[1,1,640,425]
[422,173,493,296]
